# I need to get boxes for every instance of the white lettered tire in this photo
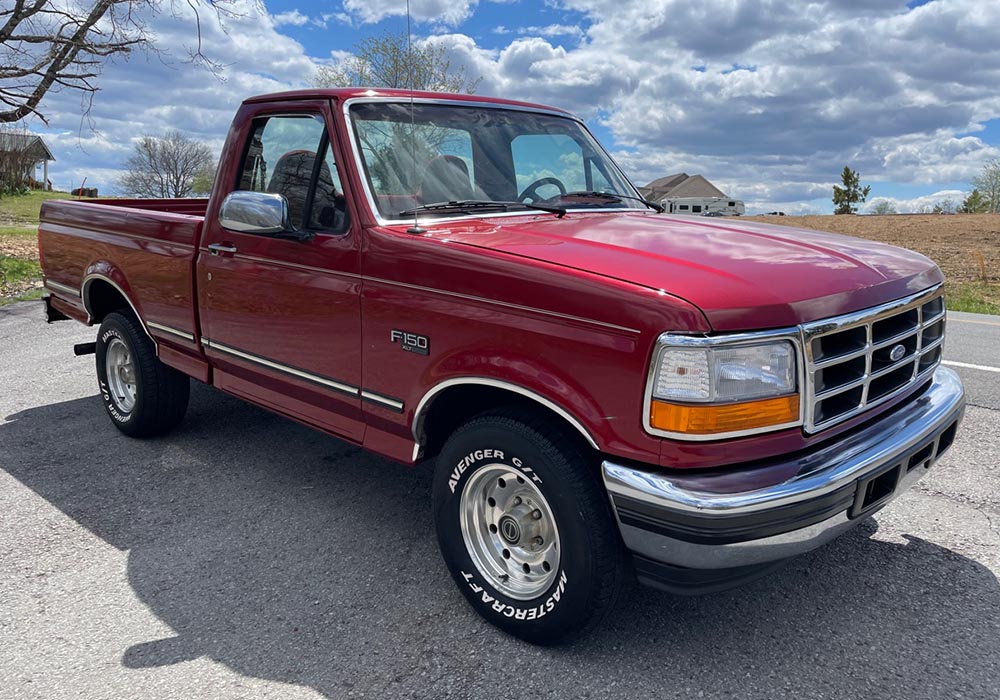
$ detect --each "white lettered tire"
[95,311,190,437]
[432,411,625,645]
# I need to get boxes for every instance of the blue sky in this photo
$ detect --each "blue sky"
[19,0,1000,214]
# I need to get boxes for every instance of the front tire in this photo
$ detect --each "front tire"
[95,310,189,437]
[433,411,625,645]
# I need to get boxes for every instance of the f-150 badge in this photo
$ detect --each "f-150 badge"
[391,329,430,356]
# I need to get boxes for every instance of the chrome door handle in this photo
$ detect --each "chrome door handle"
[207,242,238,255]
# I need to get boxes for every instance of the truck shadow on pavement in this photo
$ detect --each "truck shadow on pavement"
[3,383,999,699]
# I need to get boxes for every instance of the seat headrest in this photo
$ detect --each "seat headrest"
[419,155,473,204]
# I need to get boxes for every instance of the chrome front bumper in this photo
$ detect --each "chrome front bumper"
[603,367,965,579]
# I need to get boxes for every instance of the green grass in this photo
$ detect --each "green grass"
[0,255,39,275]
[0,226,39,261]
[0,286,44,306]
[0,190,72,225]
[946,281,1000,315]
[0,225,37,238]
[0,255,42,305]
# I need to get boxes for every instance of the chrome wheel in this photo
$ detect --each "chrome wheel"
[105,336,137,413]
[460,464,561,600]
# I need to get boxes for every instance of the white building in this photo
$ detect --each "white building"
[0,132,55,190]
[639,173,744,216]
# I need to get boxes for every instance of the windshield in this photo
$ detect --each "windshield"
[348,101,646,220]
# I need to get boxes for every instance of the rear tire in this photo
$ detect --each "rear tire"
[433,411,625,645]
[95,311,189,437]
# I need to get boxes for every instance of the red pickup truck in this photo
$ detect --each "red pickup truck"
[39,88,965,644]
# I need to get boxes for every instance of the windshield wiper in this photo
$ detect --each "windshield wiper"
[558,190,665,213]
[399,200,566,218]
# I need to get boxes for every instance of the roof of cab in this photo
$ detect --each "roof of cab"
[242,87,574,117]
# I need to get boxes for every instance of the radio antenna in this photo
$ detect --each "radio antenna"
[405,0,425,234]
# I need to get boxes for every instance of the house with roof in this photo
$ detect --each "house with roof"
[638,173,744,216]
[0,133,55,190]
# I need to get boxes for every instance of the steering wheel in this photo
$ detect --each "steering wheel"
[518,176,567,204]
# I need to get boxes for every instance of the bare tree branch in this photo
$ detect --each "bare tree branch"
[314,31,482,95]
[0,0,248,124]
[117,129,214,197]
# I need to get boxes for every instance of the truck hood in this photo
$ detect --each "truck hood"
[412,212,943,331]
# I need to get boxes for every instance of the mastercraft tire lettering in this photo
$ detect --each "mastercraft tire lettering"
[432,411,625,645]
[94,310,190,438]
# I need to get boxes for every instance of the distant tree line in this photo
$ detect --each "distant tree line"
[836,160,1000,215]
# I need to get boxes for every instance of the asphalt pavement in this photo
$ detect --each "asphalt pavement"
[1,301,998,700]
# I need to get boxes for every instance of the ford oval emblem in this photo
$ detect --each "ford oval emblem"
[889,344,906,362]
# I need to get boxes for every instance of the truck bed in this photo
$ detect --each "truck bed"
[38,198,207,378]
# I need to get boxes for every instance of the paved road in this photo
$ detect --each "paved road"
[1,301,998,700]
[944,310,1000,411]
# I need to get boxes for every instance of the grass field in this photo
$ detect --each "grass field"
[0,190,70,305]
[0,189,71,226]
[0,255,42,305]
[743,213,1000,315]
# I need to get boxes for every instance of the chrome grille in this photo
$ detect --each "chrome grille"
[802,287,945,433]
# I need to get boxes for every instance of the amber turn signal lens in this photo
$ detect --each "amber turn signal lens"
[650,394,800,435]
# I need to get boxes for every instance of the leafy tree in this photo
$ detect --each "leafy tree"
[118,130,214,198]
[1,0,245,124]
[832,166,871,215]
[971,159,1000,214]
[959,188,989,214]
[314,31,481,93]
[190,160,217,196]
[868,200,897,215]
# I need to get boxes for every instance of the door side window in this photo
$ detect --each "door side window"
[237,115,349,234]
[306,139,349,232]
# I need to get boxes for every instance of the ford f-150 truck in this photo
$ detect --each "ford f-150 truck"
[38,88,965,644]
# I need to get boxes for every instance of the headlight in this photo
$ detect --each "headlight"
[647,337,801,439]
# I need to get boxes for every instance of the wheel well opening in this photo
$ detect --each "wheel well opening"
[85,279,130,323]
[419,384,594,460]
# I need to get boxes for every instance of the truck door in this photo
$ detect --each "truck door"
[197,103,364,442]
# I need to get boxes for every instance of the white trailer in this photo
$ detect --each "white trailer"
[662,196,745,216]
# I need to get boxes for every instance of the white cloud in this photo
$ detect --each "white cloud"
[21,0,1000,211]
[426,34,640,116]
[341,0,478,27]
[428,0,1000,210]
[271,9,309,27]
[23,2,317,193]
[308,12,354,29]
[517,24,584,39]
[864,190,967,214]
